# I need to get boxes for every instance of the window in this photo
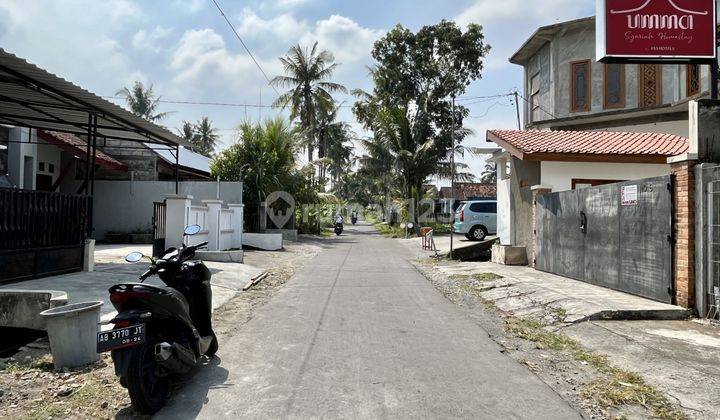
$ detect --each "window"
[638,64,662,108]
[48,163,55,174]
[570,60,591,112]
[603,63,625,109]
[469,202,497,214]
[38,162,45,171]
[686,64,701,97]
[530,73,541,121]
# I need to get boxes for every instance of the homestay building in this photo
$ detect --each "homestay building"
[487,7,720,316]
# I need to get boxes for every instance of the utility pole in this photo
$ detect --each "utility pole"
[513,91,521,130]
[449,95,455,260]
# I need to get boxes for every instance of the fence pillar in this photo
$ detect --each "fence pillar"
[228,204,244,249]
[530,185,553,268]
[202,200,223,251]
[669,155,698,309]
[165,195,192,250]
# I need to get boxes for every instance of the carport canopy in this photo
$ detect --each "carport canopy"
[0,48,190,149]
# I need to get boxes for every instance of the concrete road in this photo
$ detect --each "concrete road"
[159,224,580,419]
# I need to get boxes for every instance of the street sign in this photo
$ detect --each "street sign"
[596,0,717,63]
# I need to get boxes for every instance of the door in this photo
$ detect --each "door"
[535,176,673,303]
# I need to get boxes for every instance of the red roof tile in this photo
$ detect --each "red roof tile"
[486,130,688,158]
[37,130,128,172]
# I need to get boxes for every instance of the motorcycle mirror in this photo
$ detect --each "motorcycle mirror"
[184,224,201,236]
[125,252,144,263]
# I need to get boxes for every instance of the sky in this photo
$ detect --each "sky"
[0,0,595,183]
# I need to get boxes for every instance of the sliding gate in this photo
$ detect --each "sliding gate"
[535,176,673,303]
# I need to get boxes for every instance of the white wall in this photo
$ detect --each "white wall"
[540,161,671,192]
[8,127,36,189]
[36,140,62,185]
[592,120,689,138]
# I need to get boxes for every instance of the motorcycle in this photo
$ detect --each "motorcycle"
[350,214,358,225]
[97,224,218,414]
[334,222,344,236]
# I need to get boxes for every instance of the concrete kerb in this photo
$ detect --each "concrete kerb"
[0,289,69,330]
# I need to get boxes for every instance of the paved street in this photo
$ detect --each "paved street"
[159,224,580,419]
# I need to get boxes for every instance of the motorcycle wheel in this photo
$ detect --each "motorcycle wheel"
[126,342,170,414]
[206,333,219,357]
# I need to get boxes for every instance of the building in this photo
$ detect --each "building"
[438,182,497,215]
[512,17,713,137]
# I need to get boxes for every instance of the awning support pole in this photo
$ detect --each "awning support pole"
[90,114,98,196]
[84,113,92,194]
[175,144,180,194]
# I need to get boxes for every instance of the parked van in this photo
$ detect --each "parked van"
[453,199,497,241]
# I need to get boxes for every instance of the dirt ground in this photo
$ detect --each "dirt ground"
[412,257,689,420]
[0,238,323,420]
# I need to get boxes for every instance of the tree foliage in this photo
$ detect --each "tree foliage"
[116,81,170,122]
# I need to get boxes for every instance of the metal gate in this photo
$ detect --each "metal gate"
[535,176,673,303]
[152,201,166,258]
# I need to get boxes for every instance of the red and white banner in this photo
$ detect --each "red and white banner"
[597,0,717,62]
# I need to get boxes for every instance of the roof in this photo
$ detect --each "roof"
[144,143,211,175]
[37,130,128,172]
[486,130,689,163]
[510,17,594,65]
[0,48,190,148]
[440,183,497,201]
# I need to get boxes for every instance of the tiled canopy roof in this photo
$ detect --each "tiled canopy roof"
[487,130,688,162]
[37,130,128,172]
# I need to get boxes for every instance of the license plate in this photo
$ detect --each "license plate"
[97,324,145,353]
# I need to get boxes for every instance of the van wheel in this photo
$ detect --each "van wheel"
[468,226,487,241]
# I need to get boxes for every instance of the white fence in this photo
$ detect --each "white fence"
[165,195,243,251]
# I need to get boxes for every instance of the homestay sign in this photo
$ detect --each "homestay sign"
[597,0,717,62]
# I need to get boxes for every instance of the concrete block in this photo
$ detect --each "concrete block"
[0,290,68,330]
[242,233,283,251]
[491,244,528,266]
[265,229,298,242]
[196,250,244,263]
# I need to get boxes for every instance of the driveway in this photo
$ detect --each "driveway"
[159,223,580,419]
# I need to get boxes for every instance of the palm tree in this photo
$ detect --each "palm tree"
[192,117,219,157]
[271,42,347,163]
[480,160,497,183]
[178,121,194,142]
[116,81,169,122]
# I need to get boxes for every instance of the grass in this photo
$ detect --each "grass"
[320,228,334,237]
[503,317,686,420]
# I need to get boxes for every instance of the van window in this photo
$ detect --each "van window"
[469,202,496,213]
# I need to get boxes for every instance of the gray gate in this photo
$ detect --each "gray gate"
[535,176,673,303]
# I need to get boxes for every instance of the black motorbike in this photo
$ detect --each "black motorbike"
[334,222,344,236]
[97,225,218,414]
[350,214,358,225]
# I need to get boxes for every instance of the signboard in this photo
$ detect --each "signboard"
[597,0,718,63]
[621,184,638,205]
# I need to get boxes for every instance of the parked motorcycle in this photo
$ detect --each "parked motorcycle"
[334,222,344,236]
[97,225,218,414]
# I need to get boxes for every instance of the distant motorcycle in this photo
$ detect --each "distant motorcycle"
[97,225,217,414]
[350,214,358,225]
[334,222,344,236]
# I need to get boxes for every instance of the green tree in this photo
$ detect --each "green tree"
[211,118,313,231]
[116,81,170,122]
[353,20,489,220]
[480,160,497,183]
[178,121,194,143]
[191,117,219,157]
[271,42,347,163]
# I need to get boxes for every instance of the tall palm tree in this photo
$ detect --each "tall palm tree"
[178,121,194,142]
[271,42,347,163]
[480,160,497,183]
[116,81,169,122]
[192,117,219,157]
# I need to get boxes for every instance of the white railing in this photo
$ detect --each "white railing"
[164,195,243,251]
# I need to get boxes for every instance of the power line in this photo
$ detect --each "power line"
[515,89,558,120]
[210,0,280,97]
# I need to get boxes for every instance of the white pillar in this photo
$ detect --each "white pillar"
[228,203,244,249]
[202,200,223,251]
[165,195,192,250]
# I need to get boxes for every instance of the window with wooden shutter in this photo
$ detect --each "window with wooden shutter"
[570,60,591,113]
[686,64,701,97]
[603,63,625,109]
[530,73,541,121]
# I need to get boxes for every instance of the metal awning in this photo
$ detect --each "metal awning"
[0,48,189,148]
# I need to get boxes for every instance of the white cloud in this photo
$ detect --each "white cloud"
[237,9,308,43]
[300,15,383,65]
[132,26,173,52]
[172,0,205,13]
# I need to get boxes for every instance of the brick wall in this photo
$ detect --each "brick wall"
[530,187,552,268]
[671,161,696,309]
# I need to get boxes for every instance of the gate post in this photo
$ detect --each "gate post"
[530,185,553,268]
[228,203,244,249]
[165,195,192,250]
[202,200,224,251]
[669,155,698,309]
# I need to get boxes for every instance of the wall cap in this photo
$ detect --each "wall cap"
[667,153,699,164]
[530,185,553,192]
[227,203,245,208]
[201,199,224,205]
[165,194,193,200]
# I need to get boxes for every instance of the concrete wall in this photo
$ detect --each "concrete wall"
[497,155,540,250]
[8,127,37,189]
[540,161,671,192]
[63,180,243,240]
[592,120,690,138]
[36,139,62,186]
